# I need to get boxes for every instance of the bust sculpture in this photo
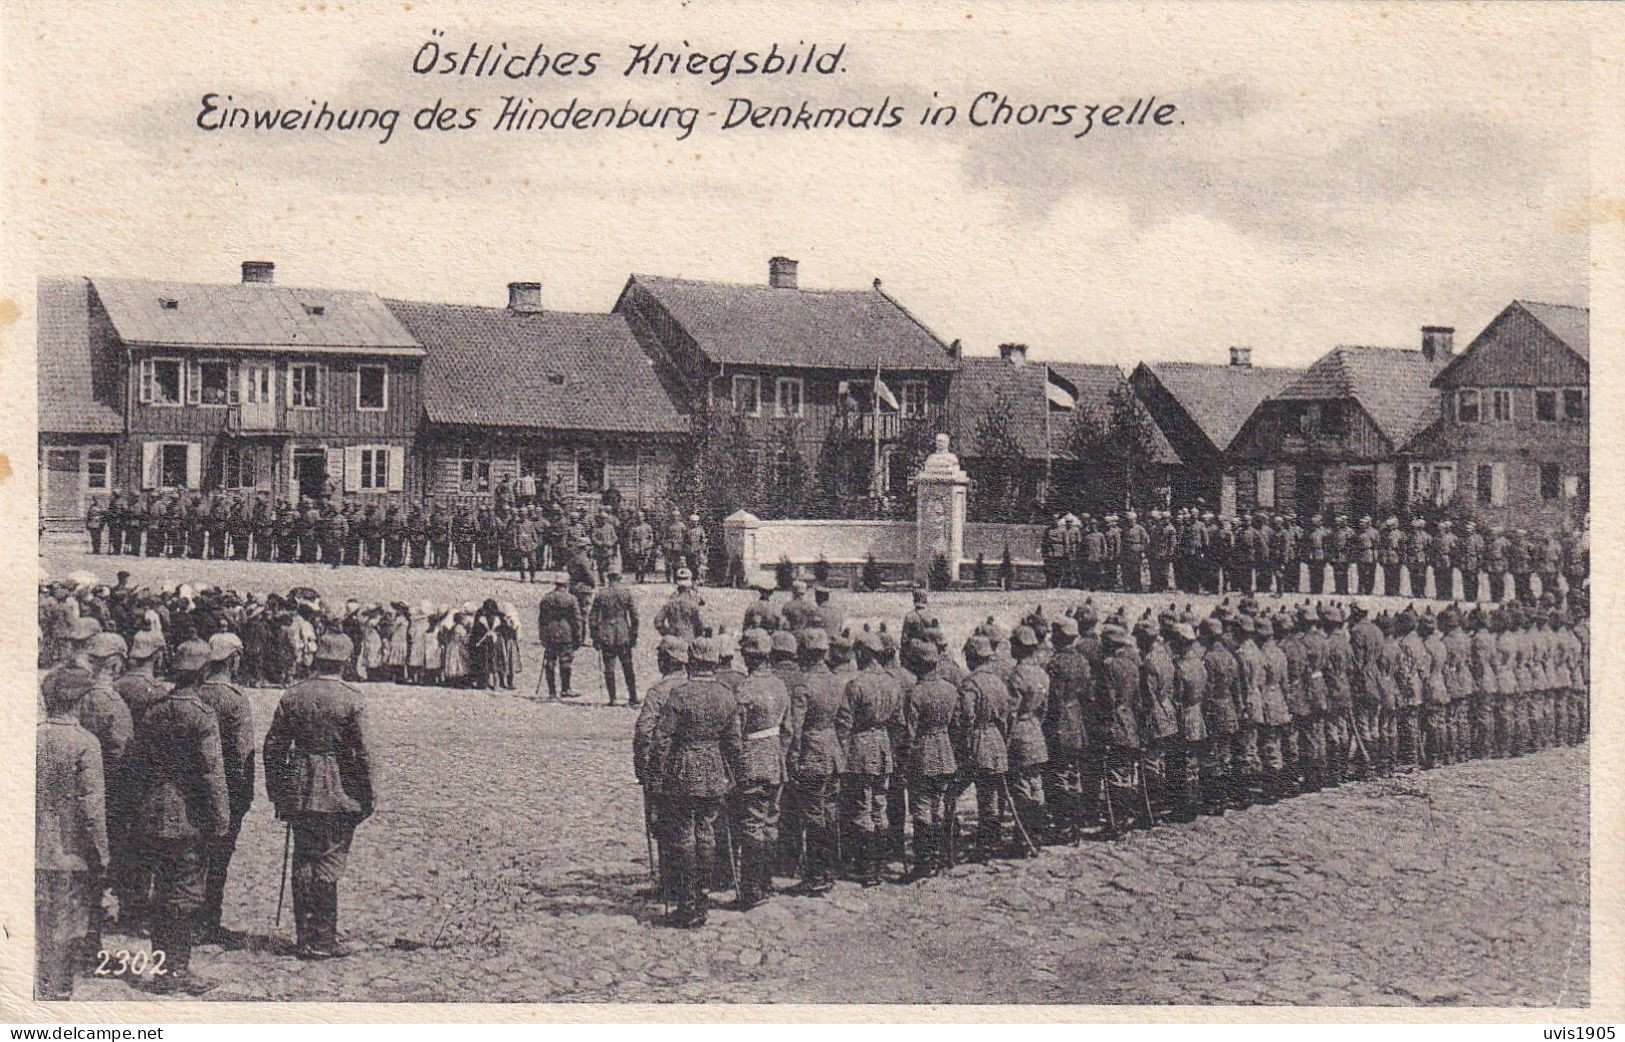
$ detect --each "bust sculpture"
[916,433,968,483]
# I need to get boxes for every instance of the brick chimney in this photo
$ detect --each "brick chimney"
[1421,325,1454,364]
[1229,346,1253,368]
[769,256,799,290]
[507,281,543,313]
[999,343,1029,366]
[241,260,275,285]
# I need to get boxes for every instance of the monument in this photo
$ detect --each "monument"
[914,433,970,585]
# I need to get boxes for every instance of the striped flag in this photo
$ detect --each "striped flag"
[1045,366,1078,411]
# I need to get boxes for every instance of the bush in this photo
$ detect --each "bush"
[775,556,794,591]
[813,555,831,585]
[999,545,1016,589]
[974,552,988,587]
[929,552,952,591]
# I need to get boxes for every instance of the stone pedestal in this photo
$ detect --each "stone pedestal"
[724,510,763,583]
[914,434,970,585]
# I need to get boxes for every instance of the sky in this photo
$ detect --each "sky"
[10,1,1593,369]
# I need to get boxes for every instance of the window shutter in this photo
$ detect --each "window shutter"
[141,442,158,489]
[229,364,241,406]
[187,360,201,405]
[184,443,202,489]
[138,360,153,405]
[318,365,329,407]
[387,446,405,492]
[345,446,364,491]
[326,446,345,490]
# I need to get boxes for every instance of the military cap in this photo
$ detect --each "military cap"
[86,632,128,659]
[912,641,940,667]
[676,567,693,583]
[828,631,853,655]
[128,630,166,661]
[688,513,701,523]
[1255,617,1274,639]
[209,632,244,661]
[313,632,353,664]
[1199,617,1224,639]
[911,587,929,604]
[799,628,830,652]
[65,616,103,642]
[689,636,721,663]
[791,579,808,593]
[877,628,898,653]
[1416,612,1436,633]
[42,667,94,710]
[1101,623,1133,645]
[854,629,884,654]
[1320,605,1343,624]
[1411,517,1426,528]
[965,633,995,659]
[770,630,800,656]
[1360,516,1372,525]
[984,620,1010,643]
[1347,601,1367,618]
[173,638,213,673]
[740,628,774,657]
[1074,602,1098,625]
[1170,621,1197,642]
[1132,617,1158,638]
[1236,614,1257,634]
[1052,616,1079,638]
[658,634,691,663]
[1011,625,1040,648]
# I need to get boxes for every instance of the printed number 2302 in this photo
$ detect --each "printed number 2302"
[95,949,167,977]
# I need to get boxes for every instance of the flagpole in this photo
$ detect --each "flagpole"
[1043,364,1053,506]
[873,360,883,507]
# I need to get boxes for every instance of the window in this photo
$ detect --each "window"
[191,361,235,407]
[1492,389,1512,422]
[576,448,605,494]
[1255,468,1276,509]
[1408,462,1455,505]
[139,358,183,406]
[775,377,803,418]
[1563,388,1587,422]
[460,457,491,492]
[901,380,930,419]
[1563,474,1581,500]
[220,445,256,489]
[732,375,761,416]
[160,444,189,488]
[357,365,388,411]
[85,448,109,491]
[1540,462,1560,502]
[1299,403,1321,433]
[1476,464,1493,507]
[358,447,390,491]
[1535,389,1558,422]
[290,364,324,409]
[1432,463,1457,505]
[1456,388,1480,423]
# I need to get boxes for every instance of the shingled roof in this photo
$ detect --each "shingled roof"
[1517,300,1589,361]
[386,299,688,435]
[39,277,124,434]
[1275,345,1441,448]
[1138,361,1302,453]
[94,276,423,355]
[949,356,1180,464]
[625,273,957,371]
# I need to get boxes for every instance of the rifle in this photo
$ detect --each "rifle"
[274,820,292,928]
[999,775,1039,856]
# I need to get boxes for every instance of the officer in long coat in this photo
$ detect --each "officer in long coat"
[654,572,706,640]
[955,634,1012,857]
[900,641,958,875]
[731,630,792,909]
[1040,617,1090,841]
[1095,623,1144,835]
[788,629,843,895]
[36,669,110,1000]
[634,637,691,903]
[192,633,256,944]
[537,579,584,700]
[126,639,229,992]
[589,571,639,706]
[262,633,378,960]
[1199,616,1242,812]
[650,637,743,928]
[1168,621,1208,821]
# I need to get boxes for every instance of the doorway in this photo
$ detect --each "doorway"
[1349,468,1377,519]
[44,449,82,521]
[293,449,327,503]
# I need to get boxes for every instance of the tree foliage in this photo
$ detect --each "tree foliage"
[970,387,1028,521]
[1060,383,1161,514]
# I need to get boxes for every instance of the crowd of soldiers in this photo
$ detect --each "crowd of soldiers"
[36,603,379,998]
[631,584,1589,928]
[83,480,712,585]
[1041,508,1589,601]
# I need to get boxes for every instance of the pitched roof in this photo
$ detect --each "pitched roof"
[1516,300,1589,361]
[949,356,1180,464]
[385,299,688,435]
[627,273,957,371]
[1139,361,1302,453]
[1275,345,1441,447]
[38,277,124,434]
[93,276,423,355]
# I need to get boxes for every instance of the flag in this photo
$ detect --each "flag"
[873,374,898,411]
[1045,366,1077,411]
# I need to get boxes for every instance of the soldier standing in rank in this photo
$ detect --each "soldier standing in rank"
[1040,617,1089,842]
[591,510,620,586]
[35,669,110,1001]
[1406,517,1432,598]
[1331,515,1355,595]
[1122,511,1148,593]
[105,491,127,555]
[192,633,255,945]
[1044,515,1069,588]
[624,509,655,583]
[955,633,1011,858]
[125,638,229,993]
[1356,516,1379,596]
[382,503,405,567]
[1461,520,1484,603]
[836,631,902,885]
[1238,515,1263,593]
[648,637,742,928]
[876,630,915,863]
[1001,625,1049,853]
[1096,622,1144,834]
[1304,515,1328,595]
[684,514,709,583]
[244,492,265,561]
[427,502,450,569]
[660,511,684,584]
[1435,520,1460,601]
[731,629,792,909]
[788,629,842,895]
[1348,603,1386,779]
[1322,606,1355,785]
[451,504,475,569]
[900,641,957,875]
[1064,514,1085,589]
[79,632,134,955]
[537,579,584,700]
[1137,616,1180,815]
[1380,517,1404,596]
[1199,616,1241,812]
[1511,528,1537,602]
[634,636,691,902]
[405,502,427,568]
[203,493,225,561]
[307,498,328,563]
[654,570,706,640]
[743,586,782,633]
[1166,621,1207,821]
[85,496,106,555]
[263,632,379,961]
[589,570,640,707]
